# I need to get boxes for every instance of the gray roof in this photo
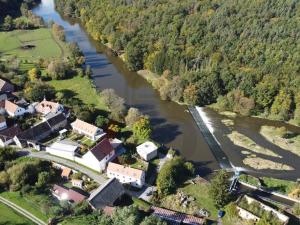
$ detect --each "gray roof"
[88,178,125,209]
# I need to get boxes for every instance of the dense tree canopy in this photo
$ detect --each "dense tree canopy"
[55,0,300,122]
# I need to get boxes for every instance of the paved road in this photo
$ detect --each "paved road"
[22,150,107,185]
[0,196,47,225]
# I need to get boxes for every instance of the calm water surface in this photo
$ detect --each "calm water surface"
[33,0,300,179]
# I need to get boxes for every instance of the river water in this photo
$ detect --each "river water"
[32,0,300,179]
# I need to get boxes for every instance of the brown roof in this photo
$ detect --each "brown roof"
[90,138,114,162]
[61,168,72,178]
[0,125,21,142]
[151,206,205,225]
[52,184,86,203]
[107,162,144,180]
[0,100,19,114]
[71,119,99,136]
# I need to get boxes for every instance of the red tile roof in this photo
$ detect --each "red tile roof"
[151,206,205,225]
[52,184,86,203]
[90,138,114,161]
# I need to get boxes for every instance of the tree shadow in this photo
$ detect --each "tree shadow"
[151,123,181,144]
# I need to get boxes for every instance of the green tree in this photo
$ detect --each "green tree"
[140,216,167,225]
[111,206,141,225]
[3,15,13,31]
[270,90,292,121]
[132,117,152,141]
[209,170,232,208]
[157,156,194,196]
[25,83,56,102]
[35,171,50,189]
[125,40,145,71]
[95,115,109,127]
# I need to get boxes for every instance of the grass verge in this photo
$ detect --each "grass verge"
[0,192,48,222]
[0,201,34,225]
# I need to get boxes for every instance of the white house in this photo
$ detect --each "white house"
[0,100,26,117]
[71,119,106,141]
[0,116,7,131]
[75,138,115,172]
[137,141,158,161]
[35,99,64,115]
[46,140,80,161]
[106,162,145,188]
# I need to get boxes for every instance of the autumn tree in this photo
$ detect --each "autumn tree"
[132,117,152,141]
[28,68,41,81]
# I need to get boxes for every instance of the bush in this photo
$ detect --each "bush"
[157,156,194,196]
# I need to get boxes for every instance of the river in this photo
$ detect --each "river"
[32,0,300,180]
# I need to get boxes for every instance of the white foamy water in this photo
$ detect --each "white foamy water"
[195,106,221,146]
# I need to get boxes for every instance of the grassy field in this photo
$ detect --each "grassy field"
[160,182,218,219]
[0,28,69,60]
[0,192,48,222]
[0,202,34,225]
[48,75,106,110]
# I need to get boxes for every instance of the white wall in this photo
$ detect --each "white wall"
[7,107,26,117]
[46,147,76,161]
[107,170,145,188]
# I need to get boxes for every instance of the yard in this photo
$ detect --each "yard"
[48,75,106,110]
[0,192,49,222]
[0,28,69,60]
[0,202,34,225]
[159,181,218,220]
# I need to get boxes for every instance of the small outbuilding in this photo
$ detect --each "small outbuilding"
[136,141,158,161]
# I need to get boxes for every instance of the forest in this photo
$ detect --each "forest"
[0,0,40,18]
[57,0,300,123]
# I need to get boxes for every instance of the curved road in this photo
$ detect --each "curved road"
[0,196,47,225]
[24,150,107,185]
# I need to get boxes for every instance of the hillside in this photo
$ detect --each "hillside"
[55,0,300,124]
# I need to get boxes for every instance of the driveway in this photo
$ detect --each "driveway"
[22,150,107,185]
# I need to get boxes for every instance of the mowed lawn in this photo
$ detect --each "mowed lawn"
[0,28,68,60]
[0,192,48,222]
[48,75,106,110]
[0,202,34,225]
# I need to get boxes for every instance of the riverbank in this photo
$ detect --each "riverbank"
[260,126,300,157]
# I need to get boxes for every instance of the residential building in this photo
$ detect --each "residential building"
[0,100,26,117]
[61,167,72,180]
[136,141,158,161]
[106,162,145,188]
[72,179,83,189]
[88,178,126,209]
[52,184,87,204]
[46,140,80,161]
[14,113,67,150]
[0,125,21,147]
[71,119,105,141]
[75,138,116,172]
[0,116,7,130]
[35,99,64,115]
[0,79,14,92]
[151,206,205,225]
